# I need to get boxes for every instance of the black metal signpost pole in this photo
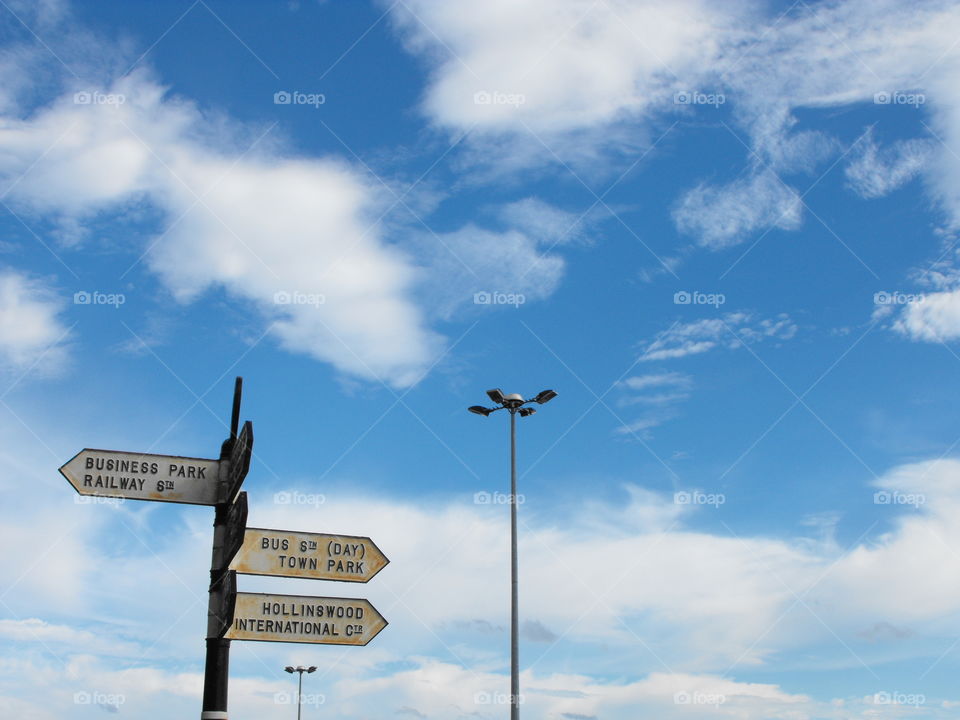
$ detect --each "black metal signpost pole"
[201,378,251,720]
[201,508,234,718]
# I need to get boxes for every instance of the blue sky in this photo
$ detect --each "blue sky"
[3,0,960,718]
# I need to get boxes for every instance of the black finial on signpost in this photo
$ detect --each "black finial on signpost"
[230,377,242,442]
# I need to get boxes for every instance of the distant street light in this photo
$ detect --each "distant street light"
[468,388,557,720]
[284,665,317,720]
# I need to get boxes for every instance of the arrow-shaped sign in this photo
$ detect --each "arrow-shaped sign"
[210,570,237,639]
[231,528,389,583]
[60,449,220,505]
[225,592,387,646]
[223,492,248,568]
[222,421,252,504]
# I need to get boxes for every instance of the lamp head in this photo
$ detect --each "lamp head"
[307,666,317,673]
[468,405,493,417]
[285,666,295,673]
[486,388,506,404]
[518,407,537,417]
[533,389,558,404]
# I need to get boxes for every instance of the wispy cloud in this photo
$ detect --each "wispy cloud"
[616,371,692,435]
[620,371,693,392]
[673,170,803,249]
[639,312,796,362]
[845,128,934,199]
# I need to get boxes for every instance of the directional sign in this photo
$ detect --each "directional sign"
[225,592,387,646]
[211,570,237,639]
[60,449,220,505]
[223,492,248,568]
[231,528,389,583]
[222,421,252,504]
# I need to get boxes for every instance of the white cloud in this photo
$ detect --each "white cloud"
[0,270,69,373]
[613,413,677,437]
[891,288,960,341]
[824,458,960,623]
[640,312,796,362]
[388,0,960,248]
[621,371,692,392]
[0,619,140,657]
[497,196,589,245]
[416,223,565,320]
[7,651,957,719]
[673,170,803,249]
[4,396,960,718]
[616,372,692,435]
[392,0,751,136]
[0,72,446,387]
[846,128,934,199]
[336,663,823,720]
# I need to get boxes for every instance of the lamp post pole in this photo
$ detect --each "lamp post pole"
[509,407,519,720]
[297,671,303,720]
[468,389,558,720]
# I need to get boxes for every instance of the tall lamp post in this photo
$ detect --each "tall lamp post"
[468,388,558,720]
[284,665,316,720]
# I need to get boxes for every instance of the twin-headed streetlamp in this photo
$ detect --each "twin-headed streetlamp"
[468,388,557,720]
[284,665,316,720]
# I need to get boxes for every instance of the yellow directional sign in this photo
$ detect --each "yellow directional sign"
[225,592,387,646]
[231,528,389,583]
[60,449,220,505]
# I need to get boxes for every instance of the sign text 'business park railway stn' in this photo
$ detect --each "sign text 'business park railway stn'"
[59,449,222,505]
[231,528,389,582]
[226,593,387,646]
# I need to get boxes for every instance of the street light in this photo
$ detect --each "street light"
[284,665,317,720]
[468,388,557,720]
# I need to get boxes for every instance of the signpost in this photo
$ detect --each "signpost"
[203,379,251,720]
[226,592,387,646]
[231,528,389,583]
[60,375,390,720]
[60,450,220,505]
